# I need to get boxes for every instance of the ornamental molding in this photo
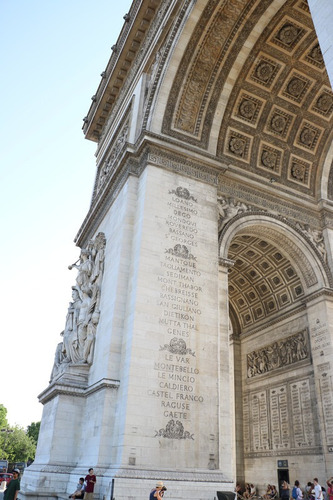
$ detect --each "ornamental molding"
[142,0,194,130]
[147,150,219,186]
[38,376,120,405]
[84,0,164,141]
[218,177,320,227]
[75,157,138,247]
[76,141,224,246]
[27,464,110,475]
[302,287,333,304]
[113,468,231,483]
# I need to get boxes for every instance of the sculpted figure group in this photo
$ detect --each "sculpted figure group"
[247,330,308,378]
[218,196,251,232]
[50,233,106,380]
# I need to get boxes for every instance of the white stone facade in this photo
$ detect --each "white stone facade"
[20,1,333,499]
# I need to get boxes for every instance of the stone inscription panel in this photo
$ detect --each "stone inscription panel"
[244,377,319,457]
[142,174,218,446]
[310,320,330,355]
[318,362,333,446]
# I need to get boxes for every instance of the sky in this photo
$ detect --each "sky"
[1,0,132,429]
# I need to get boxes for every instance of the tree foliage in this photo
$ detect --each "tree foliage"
[0,405,8,429]
[0,426,36,462]
[0,407,38,462]
[27,422,40,446]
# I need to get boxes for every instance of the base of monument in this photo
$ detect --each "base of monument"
[19,465,234,500]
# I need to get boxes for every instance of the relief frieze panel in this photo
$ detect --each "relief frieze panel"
[95,122,129,197]
[247,329,309,378]
[172,0,256,137]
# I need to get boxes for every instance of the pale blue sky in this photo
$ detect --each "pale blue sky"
[1,0,132,428]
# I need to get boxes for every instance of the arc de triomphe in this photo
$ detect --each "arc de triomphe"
[21,1,333,499]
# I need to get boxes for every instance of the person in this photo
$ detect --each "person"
[306,483,314,500]
[326,478,333,500]
[244,484,252,499]
[84,468,96,500]
[235,483,245,499]
[264,485,275,500]
[294,480,303,500]
[314,478,323,500]
[271,485,278,499]
[250,484,256,498]
[281,480,290,500]
[69,477,85,499]
[4,468,20,500]
[150,481,166,500]
[322,487,327,500]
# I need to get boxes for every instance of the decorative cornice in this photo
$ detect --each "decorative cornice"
[38,376,120,405]
[112,467,231,483]
[75,138,224,246]
[147,149,220,186]
[302,287,333,304]
[83,0,161,141]
[218,177,320,227]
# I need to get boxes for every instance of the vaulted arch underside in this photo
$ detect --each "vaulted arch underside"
[162,0,333,199]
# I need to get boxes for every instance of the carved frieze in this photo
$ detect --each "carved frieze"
[95,122,129,197]
[247,330,309,378]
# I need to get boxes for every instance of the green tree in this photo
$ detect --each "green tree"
[0,426,36,462]
[26,422,40,446]
[0,405,8,429]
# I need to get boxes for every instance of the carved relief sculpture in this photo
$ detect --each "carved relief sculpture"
[50,232,106,380]
[295,222,327,261]
[217,196,251,231]
[247,330,309,378]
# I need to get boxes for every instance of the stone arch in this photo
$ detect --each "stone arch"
[218,212,332,483]
[220,212,331,292]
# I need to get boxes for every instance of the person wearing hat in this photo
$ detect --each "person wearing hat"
[4,468,20,500]
[149,481,166,500]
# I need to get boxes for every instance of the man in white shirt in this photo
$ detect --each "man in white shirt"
[314,478,323,500]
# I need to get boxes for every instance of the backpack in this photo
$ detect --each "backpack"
[292,487,298,499]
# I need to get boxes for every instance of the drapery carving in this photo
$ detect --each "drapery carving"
[50,233,106,380]
[247,330,308,378]
[217,196,252,231]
